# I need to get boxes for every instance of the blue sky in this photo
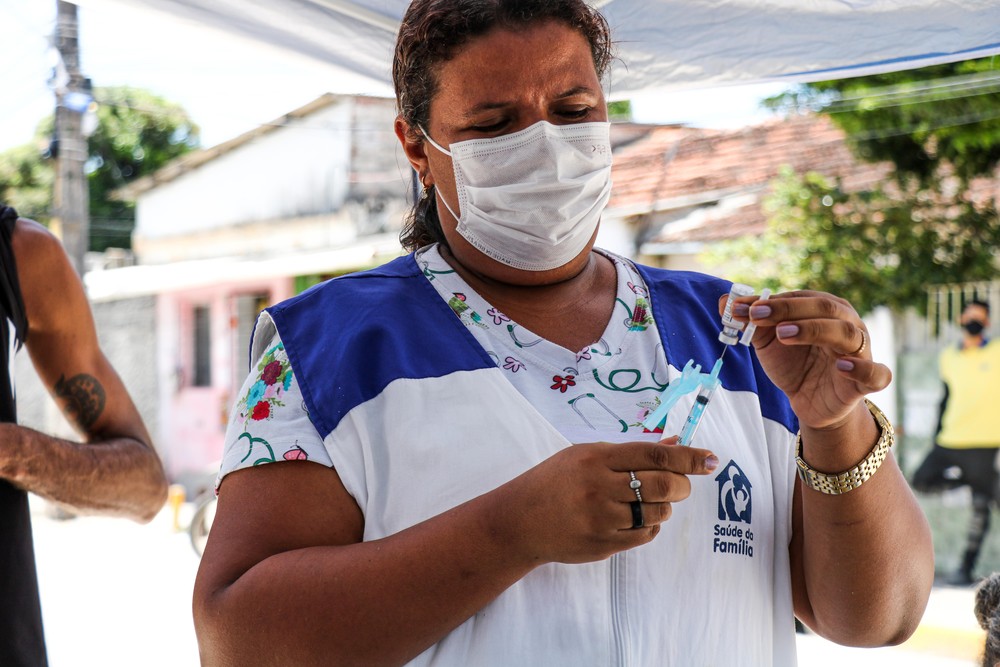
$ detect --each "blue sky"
[0,1,785,154]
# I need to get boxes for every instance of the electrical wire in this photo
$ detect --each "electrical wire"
[772,70,1000,116]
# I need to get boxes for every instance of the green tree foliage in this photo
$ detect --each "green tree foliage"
[0,86,198,251]
[706,167,1000,316]
[783,59,1000,186]
[0,142,54,222]
[712,58,1000,314]
[607,100,633,121]
[87,87,198,250]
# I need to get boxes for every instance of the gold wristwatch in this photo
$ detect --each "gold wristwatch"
[794,399,894,495]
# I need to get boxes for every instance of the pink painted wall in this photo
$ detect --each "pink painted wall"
[156,277,295,480]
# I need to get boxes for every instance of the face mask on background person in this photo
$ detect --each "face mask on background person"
[963,319,986,336]
[422,120,613,272]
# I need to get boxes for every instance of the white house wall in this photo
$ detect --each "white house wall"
[595,215,636,260]
[134,212,359,264]
[135,100,356,242]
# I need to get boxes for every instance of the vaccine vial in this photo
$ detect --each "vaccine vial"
[719,283,755,345]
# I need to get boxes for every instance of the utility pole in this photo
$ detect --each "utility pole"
[51,0,90,276]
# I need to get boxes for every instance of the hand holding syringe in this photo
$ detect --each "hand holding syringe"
[642,284,771,445]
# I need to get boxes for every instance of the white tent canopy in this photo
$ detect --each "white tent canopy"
[75,0,1000,96]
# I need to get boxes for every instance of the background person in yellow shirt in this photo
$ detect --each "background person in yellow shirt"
[914,300,1000,586]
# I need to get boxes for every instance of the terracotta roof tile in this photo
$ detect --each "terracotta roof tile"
[609,114,893,244]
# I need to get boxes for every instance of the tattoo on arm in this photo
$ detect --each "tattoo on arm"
[54,374,106,430]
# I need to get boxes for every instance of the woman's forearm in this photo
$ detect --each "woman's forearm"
[195,483,538,667]
[793,404,934,645]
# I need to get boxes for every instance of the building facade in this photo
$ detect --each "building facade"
[84,94,409,482]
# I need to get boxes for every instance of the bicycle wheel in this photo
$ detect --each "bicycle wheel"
[189,495,218,557]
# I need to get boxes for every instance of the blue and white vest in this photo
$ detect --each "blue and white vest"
[259,253,800,666]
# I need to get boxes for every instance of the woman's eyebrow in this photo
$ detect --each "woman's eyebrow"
[553,85,599,100]
[460,101,511,119]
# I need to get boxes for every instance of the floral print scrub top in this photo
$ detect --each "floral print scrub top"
[217,245,674,486]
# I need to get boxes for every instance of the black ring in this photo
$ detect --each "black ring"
[629,500,644,529]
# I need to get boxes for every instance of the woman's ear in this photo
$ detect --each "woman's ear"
[395,116,432,187]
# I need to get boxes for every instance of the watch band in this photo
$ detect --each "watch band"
[794,398,894,495]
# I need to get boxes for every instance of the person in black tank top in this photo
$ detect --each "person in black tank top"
[0,205,168,665]
[0,207,47,665]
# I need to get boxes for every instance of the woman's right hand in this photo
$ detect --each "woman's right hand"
[492,437,719,566]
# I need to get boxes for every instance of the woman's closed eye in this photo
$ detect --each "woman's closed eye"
[557,107,593,121]
[468,119,509,133]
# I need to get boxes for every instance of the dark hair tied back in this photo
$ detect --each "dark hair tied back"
[392,0,614,252]
[976,573,1000,667]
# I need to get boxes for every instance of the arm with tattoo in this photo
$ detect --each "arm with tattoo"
[56,373,106,430]
[0,219,167,522]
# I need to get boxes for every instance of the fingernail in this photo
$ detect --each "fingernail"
[836,359,855,371]
[704,455,719,471]
[733,303,750,317]
[775,324,799,339]
[749,304,772,319]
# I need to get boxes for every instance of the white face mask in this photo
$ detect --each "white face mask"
[422,120,613,272]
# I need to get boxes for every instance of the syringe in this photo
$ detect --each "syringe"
[678,385,715,446]
[646,283,767,446]
[677,358,722,446]
[678,285,765,445]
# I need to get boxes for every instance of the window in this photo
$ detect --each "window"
[192,305,212,387]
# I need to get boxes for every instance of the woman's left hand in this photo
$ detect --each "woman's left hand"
[728,290,892,430]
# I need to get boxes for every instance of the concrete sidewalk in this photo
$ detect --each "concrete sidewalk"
[32,500,202,667]
[796,584,984,666]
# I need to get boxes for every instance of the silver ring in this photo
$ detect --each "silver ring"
[628,470,643,503]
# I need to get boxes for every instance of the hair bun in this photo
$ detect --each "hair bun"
[976,573,1000,631]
